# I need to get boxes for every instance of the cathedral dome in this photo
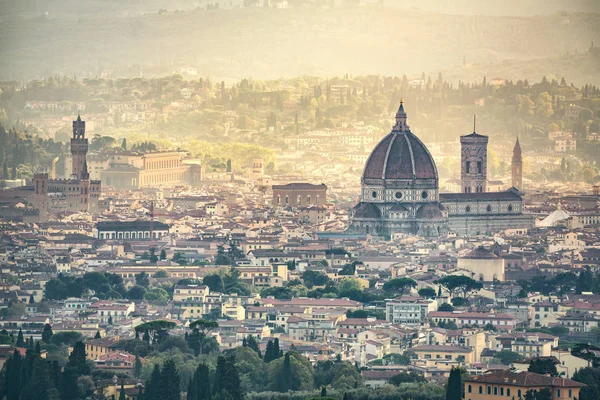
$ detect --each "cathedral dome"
[362,103,437,183]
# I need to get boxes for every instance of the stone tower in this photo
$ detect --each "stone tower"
[460,117,488,193]
[70,114,88,179]
[512,138,523,190]
[32,173,48,222]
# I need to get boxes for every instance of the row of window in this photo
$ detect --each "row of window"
[468,385,573,398]
[371,190,429,200]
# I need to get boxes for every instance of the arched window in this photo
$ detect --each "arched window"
[478,386,482,394]
[468,385,472,393]
[486,204,492,212]
[307,195,311,205]
[285,196,289,205]
[100,233,104,239]
[297,195,302,205]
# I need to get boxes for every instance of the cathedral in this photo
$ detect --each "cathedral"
[348,102,534,238]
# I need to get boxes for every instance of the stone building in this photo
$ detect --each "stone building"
[348,102,535,238]
[460,123,488,193]
[32,115,101,216]
[272,183,327,208]
[94,220,170,240]
[457,246,505,282]
[101,151,202,190]
[512,138,523,191]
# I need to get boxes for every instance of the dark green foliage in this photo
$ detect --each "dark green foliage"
[572,367,600,400]
[214,355,244,400]
[187,319,219,356]
[187,363,211,400]
[44,272,125,300]
[95,330,101,339]
[50,331,83,346]
[66,341,90,376]
[445,367,462,400]
[495,350,524,365]
[243,335,261,358]
[263,339,282,363]
[119,381,126,400]
[418,287,436,298]
[438,303,454,312]
[135,272,150,288]
[435,276,483,298]
[15,328,24,347]
[382,278,417,296]
[528,358,558,376]
[41,324,53,344]
[301,271,331,289]
[134,321,176,345]
[202,274,224,292]
[388,372,427,385]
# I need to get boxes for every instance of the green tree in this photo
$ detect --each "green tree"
[495,350,523,365]
[243,335,261,358]
[160,249,167,260]
[445,367,462,400]
[383,278,418,297]
[66,341,90,376]
[16,327,25,347]
[213,355,243,400]
[203,274,224,293]
[268,351,313,392]
[188,319,219,356]
[134,353,142,378]
[435,275,483,298]
[135,272,150,288]
[418,287,437,298]
[41,324,53,344]
[135,321,176,345]
[187,363,211,400]
[528,358,558,377]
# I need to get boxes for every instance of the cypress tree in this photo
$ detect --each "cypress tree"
[145,364,162,400]
[134,353,142,378]
[264,340,274,363]
[95,331,101,339]
[34,341,41,355]
[445,367,462,400]
[159,359,180,400]
[5,349,22,400]
[66,341,90,376]
[15,328,25,347]
[119,381,126,400]
[196,363,211,400]
[274,338,281,360]
[41,324,53,344]
[275,352,293,392]
[214,356,242,400]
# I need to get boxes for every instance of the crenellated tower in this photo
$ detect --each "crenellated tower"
[512,138,523,190]
[71,114,88,179]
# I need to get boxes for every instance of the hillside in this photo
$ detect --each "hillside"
[0,7,599,82]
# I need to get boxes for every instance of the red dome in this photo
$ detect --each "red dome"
[362,131,438,182]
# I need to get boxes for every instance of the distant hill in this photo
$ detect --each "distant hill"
[0,6,599,82]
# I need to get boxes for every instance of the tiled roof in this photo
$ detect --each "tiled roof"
[465,370,586,388]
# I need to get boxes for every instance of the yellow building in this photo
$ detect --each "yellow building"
[464,370,585,400]
[411,344,474,364]
[85,337,121,360]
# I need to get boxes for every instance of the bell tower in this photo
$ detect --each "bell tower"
[512,138,523,190]
[71,114,88,179]
[460,116,488,193]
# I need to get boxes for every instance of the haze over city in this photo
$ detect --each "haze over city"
[0,1,600,400]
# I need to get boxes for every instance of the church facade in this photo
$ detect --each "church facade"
[348,103,534,238]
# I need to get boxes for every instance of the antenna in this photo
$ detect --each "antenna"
[473,115,476,133]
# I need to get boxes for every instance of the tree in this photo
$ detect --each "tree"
[187,363,211,400]
[5,349,23,400]
[135,272,150,288]
[268,351,313,392]
[50,331,83,346]
[134,353,142,378]
[243,335,261,358]
[445,367,462,400]
[383,278,417,297]
[160,249,167,260]
[41,324,53,344]
[119,381,126,400]
[159,359,180,400]
[528,358,558,377]
[388,372,426,385]
[435,275,483,298]
[572,367,600,400]
[16,328,25,347]
[264,338,282,363]
[213,355,244,400]
[495,350,523,365]
[121,138,127,150]
[95,331,101,339]
[134,321,176,345]
[66,341,90,376]
[438,303,454,312]
[203,274,224,293]
[188,319,219,355]
[418,287,436,298]
[149,248,158,263]
[127,285,147,300]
